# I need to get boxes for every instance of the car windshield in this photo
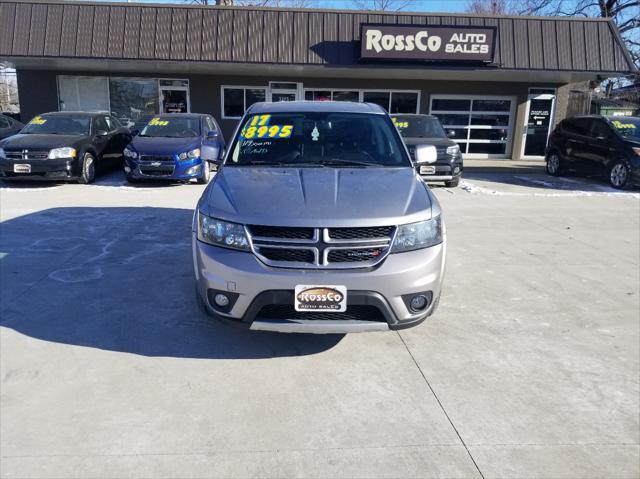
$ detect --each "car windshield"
[609,117,640,141]
[393,116,447,139]
[21,115,90,135]
[139,117,201,138]
[227,112,410,167]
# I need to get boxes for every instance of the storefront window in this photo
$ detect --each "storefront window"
[332,91,358,102]
[222,87,267,118]
[362,91,390,111]
[58,76,109,112]
[305,91,332,101]
[109,78,158,126]
[390,92,418,114]
[431,95,514,158]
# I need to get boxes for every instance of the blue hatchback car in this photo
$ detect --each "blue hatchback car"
[123,113,225,184]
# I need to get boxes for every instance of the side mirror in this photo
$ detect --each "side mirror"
[95,130,108,137]
[447,130,456,138]
[131,128,140,137]
[414,144,438,164]
[206,130,218,139]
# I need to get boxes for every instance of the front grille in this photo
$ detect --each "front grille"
[327,248,386,263]
[256,304,386,322]
[407,145,454,162]
[249,225,314,240]
[140,155,174,162]
[5,150,49,160]
[328,226,394,240]
[139,165,175,176]
[249,225,394,269]
[258,247,315,264]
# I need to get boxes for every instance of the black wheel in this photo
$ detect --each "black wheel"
[608,160,630,189]
[125,173,141,184]
[196,161,211,184]
[546,151,563,176]
[78,152,96,184]
[444,177,460,187]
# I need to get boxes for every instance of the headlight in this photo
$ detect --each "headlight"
[48,147,77,159]
[391,216,443,253]
[179,148,201,160]
[446,145,460,156]
[632,147,640,156]
[123,147,138,159]
[0,147,5,159]
[197,214,250,251]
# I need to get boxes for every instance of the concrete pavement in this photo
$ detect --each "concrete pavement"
[1,163,638,478]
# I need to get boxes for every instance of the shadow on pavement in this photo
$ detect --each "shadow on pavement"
[0,207,343,359]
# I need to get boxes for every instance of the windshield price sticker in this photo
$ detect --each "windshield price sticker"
[240,124,293,139]
[392,118,408,130]
[30,116,47,125]
[612,120,635,130]
[149,117,169,126]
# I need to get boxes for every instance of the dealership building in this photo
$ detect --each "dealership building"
[0,0,636,160]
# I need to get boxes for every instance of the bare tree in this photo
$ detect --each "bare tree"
[466,0,516,14]
[0,68,19,113]
[351,0,411,12]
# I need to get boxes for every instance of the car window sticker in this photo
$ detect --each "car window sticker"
[30,116,47,125]
[240,115,292,140]
[149,117,169,126]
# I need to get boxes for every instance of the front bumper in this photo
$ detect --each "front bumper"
[125,157,206,180]
[415,161,463,182]
[193,235,446,333]
[0,158,80,180]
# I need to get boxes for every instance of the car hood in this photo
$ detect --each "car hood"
[130,136,201,155]
[402,137,456,147]
[0,133,86,150]
[202,167,435,227]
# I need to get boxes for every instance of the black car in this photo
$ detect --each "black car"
[0,112,131,183]
[546,115,640,189]
[393,114,463,187]
[0,113,23,140]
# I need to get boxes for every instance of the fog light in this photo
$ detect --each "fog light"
[213,293,230,308]
[453,166,460,174]
[124,166,131,173]
[409,295,428,312]
[186,165,201,175]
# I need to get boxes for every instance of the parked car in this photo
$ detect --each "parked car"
[0,112,131,183]
[392,113,463,187]
[546,115,640,189]
[123,113,224,184]
[193,101,446,333]
[0,113,23,140]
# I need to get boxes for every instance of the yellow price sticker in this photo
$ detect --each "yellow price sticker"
[149,117,169,126]
[612,120,634,129]
[241,124,293,140]
[392,118,408,129]
[30,116,47,125]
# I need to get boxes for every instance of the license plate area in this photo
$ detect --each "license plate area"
[419,165,436,175]
[295,285,347,312]
[13,164,31,173]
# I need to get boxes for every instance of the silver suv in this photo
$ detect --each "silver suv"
[193,101,446,333]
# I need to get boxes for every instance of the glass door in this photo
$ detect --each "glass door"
[159,79,190,113]
[269,82,301,102]
[522,92,556,158]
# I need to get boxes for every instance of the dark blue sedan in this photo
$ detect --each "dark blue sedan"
[123,113,225,184]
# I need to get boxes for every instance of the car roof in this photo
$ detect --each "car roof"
[153,113,207,119]
[391,113,437,119]
[246,101,387,115]
[39,111,104,117]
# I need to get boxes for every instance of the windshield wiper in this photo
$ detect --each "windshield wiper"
[320,159,381,167]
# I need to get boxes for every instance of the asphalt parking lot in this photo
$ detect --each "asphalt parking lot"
[1,161,638,479]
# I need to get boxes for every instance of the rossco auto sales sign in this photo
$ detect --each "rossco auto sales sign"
[360,24,496,63]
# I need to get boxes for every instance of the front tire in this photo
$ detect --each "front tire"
[546,151,563,176]
[444,177,460,187]
[609,160,630,189]
[196,161,211,184]
[78,153,96,184]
